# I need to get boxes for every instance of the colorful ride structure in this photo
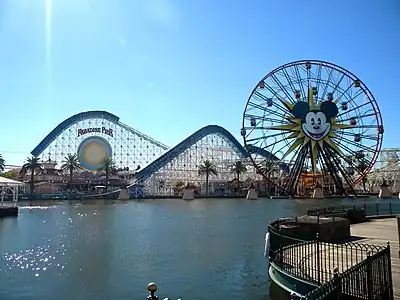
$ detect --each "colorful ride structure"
[241,60,384,197]
[30,111,276,198]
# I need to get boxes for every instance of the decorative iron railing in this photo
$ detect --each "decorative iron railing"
[303,246,393,300]
[307,201,400,219]
[269,218,385,286]
[269,201,396,300]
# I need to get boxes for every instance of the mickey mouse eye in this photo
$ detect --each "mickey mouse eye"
[317,118,321,125]
[311,118,315,125]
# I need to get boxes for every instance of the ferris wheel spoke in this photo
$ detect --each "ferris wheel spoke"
[248,98,289,119]
[326,146,356,190]
[336,101,371,118]
[243,60,383,196]
[244,113,287,124]
[345,88,367,108]
[256,85,295,114]
[313,62,324,97]
[270,73,297,103]
[319,147,346,192]
[286,146,309,195]
[281,68,302,97]
[329,72,347,96]
[339,131,378,141]
[330,146,372,177]
[333,135,376,154]
[257,137,293,153]
[319,66,334,100]
[340,112,377,123]
[253,92,293,117]
[338,124,378,131]
[245,130,292,144]
[333,139,375,165]
[292,65,307,99]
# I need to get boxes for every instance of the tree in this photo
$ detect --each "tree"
[0,154,5,173]
[198,160,218,197]
[99,157,115,187]
[1,170,19,180]
[61,153,82,188]
[174,180,185,196]
[260,158,280,195]
[355,153,370,193]
[20,157,43,193]
[231,161,247,192]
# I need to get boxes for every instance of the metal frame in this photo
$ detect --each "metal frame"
[31,112,278,197]
[242,60,384,197]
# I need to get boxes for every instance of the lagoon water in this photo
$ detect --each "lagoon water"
[0,198,378,300]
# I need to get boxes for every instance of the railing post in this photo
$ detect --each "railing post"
[387,242,394,300]
[334,267,342,300]
[316,233,321,285]
[364,202,366,214]
[366,253,373,300]
[279,228,283,265]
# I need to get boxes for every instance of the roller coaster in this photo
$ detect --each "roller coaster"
[29,111,281,197]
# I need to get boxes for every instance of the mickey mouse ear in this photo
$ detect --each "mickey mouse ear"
[320,101,339,118]
[292,101,309,119]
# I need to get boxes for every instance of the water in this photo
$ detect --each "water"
[0,198,380,300]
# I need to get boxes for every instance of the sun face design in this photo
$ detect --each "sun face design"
[267,86,351,169]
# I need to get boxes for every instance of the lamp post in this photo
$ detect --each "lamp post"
[145,282,182,300]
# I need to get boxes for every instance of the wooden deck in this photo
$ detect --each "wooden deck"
[351,218,400,299]
[279,218,400,298]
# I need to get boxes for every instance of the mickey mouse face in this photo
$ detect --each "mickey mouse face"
[302,111,330,140]
[292,101,339,141]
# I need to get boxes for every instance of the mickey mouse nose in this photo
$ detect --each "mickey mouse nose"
[313,125,320,130]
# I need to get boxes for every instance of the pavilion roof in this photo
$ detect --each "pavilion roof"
[0,176,25,186]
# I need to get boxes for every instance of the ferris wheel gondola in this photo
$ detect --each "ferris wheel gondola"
[241,60,383,196]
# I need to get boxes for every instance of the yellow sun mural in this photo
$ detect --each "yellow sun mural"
[267,86,351,170]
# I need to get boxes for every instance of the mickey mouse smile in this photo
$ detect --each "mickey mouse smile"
[302,111,331,141]
[292,100,339,142]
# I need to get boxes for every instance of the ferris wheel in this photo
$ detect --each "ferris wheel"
[241,60,384,196]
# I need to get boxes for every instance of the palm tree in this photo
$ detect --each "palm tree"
[0,154,5,173]
[20,157,43,193]
[231,161,247,192]
[99,157,115,187]
[260,158,280,195]
[61,154,82,188]
[198,160,218,197]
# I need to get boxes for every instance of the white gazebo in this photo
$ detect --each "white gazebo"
[0,176,25,205]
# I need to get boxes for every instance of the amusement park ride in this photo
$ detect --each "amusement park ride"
[11,60,386,198]
[241,60,384,197]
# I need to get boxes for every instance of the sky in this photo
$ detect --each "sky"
[0,0,399,166]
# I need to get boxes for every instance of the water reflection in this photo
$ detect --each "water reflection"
[0,197,385,300]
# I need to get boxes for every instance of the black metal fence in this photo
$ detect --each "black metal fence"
[269,202,396,300]
[269,219,385,286]
[304,245,393,300]
[307,201,400,219]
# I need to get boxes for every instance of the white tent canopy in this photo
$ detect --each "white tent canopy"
[0,176,25,204]
[0,177,25,186]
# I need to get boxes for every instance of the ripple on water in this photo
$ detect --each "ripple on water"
[0,242,69,278]
[19,206,58,211]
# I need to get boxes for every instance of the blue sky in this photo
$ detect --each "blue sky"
[1,0,399,166]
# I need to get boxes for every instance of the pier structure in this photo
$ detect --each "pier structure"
[268,201,400,299]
